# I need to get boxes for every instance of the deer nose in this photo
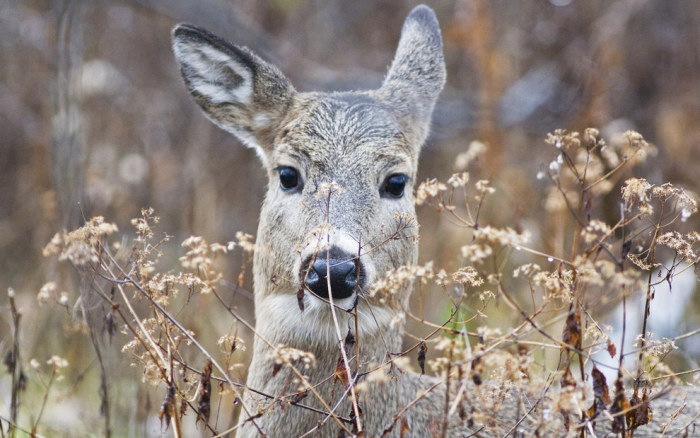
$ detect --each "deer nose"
[302,249,364,300]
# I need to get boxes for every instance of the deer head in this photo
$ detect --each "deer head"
[172,4,445,352]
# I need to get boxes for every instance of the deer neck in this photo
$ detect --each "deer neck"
[252,291,405,365]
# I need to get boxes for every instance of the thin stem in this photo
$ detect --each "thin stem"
[323,189,364,434]
[32,368,56,433]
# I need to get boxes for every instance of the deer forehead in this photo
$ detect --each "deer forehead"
[270,93,417,176]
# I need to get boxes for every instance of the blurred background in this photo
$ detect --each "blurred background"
[1,0,699,436]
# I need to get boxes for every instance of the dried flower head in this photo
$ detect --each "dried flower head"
[545,129,580,151]
[272,345,317,370]
[392,211,416,227]
[370,262,434,297]
[461,243,493,264]
[622,178,654,216]
[473,226,530,247]
[233,231,257,253]
[415,178,447,206]
[475,180,495,197]
[46,355,69,369]
[37,281,57,305]
[652,183,698,222]
[543,186,569,213]
[217,334,247,354]
[454,140,487,170]
[451,266,484,287]
[581,220,612,244]
[657,231,700,264]
[179,236,225,293]
[42,216,118,265]
[512,263,542,278]
[635,333,677,358]
[617,130,656,165]
[447,172,470,188]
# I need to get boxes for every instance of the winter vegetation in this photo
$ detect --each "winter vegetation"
[2,1,699,437]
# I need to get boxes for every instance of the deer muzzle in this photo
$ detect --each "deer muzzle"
[301,247,366,300]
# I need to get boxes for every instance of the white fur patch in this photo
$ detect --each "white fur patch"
[331,230,364,257]
[175,42,253,105]
[259,293,397,347]
[253,113,271,129]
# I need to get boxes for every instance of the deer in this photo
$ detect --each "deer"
[171,5,471,436]
[171,4,700,437]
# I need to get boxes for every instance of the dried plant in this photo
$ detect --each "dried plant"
[14,129,694,437]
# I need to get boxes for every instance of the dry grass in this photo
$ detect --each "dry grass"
[7,129,695,437]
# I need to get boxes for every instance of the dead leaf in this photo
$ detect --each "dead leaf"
[334,356,350,389]
[458,403,467,421]
[180,394,187,418]
[297,287,305,313]
[344,328,355,354]
[606,340,617,358]
[196,360,212,425]
[272,361,282,377]
[592,366,611,405]
[471,354,483,386]
[292,390,308,403]
[560,367,576,432]
[400,416,409,437]
[587,365,610,419]
[159,384,176,429]
[561,366,576,388]
[562,305,581,351]
[627,389,652,429]
[610,378,629,433]
[104,308,116,344]
[417,341,427,375]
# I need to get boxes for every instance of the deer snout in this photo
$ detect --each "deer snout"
[301,248,365,300]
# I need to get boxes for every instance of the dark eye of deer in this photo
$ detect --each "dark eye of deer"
[383,174,408,198]
[277,166,300,191]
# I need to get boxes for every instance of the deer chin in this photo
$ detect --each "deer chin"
[259,292,400,347]
[306,288,359,312]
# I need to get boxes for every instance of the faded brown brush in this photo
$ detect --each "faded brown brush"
[3,2,700,438]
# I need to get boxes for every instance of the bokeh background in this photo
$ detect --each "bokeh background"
[1,0,699,436]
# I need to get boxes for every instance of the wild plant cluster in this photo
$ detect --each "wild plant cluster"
[4,129,699,437]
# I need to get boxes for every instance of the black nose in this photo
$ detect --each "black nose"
[302,248,364,300]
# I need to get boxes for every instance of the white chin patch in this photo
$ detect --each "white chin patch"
[260,293,395,346]
[310,291,357,312]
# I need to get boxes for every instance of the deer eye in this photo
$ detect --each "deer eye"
[382,173,409,198]
[276,166,301,192]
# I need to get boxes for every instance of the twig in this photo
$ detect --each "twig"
[322,189,364,434]
[7,288,23,438]
[0,416,45,438]
[32,367,57,433]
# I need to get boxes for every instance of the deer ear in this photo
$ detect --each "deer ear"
[172,24,295,165]
[379,5,446,146]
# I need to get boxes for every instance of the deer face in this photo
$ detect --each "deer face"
[172,5,445,345]
[257,93,419,310]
